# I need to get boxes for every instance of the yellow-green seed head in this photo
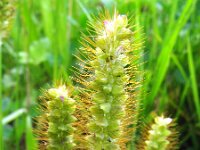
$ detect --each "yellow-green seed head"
[74,11,144,149]
[0,0,16,41]
[144,116,173,150]
[36,85,76,150]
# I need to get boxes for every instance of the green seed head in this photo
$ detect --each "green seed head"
[0,0,16,41]
[144,116,173,150]
[37,85,76,150]
[75,11,144,149]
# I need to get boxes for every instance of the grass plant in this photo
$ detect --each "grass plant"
[1,0,200,149]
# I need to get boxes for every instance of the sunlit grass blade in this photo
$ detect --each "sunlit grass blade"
[26,115,37,150]
[2,108,27,125]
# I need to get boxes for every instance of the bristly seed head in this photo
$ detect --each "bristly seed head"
[36,84,76,149]
[75,11,145,149]
[144,116,174,150]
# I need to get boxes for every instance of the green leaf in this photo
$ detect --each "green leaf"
[26,115,37,150]
[29,38,50,65]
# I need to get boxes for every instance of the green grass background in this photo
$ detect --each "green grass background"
[1,0,200,149]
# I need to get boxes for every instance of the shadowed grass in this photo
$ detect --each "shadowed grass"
[187,37,200,122]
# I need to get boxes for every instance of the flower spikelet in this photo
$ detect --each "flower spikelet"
[0,0,16,41]
[140,115,179,150]
[36,85,76,150]
[74,11,144,149]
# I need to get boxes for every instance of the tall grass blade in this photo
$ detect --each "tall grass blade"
[187,37,200,122]
[26,115,37,150]
[76,0,92,21]
[147,0,197,111]
[0,42,3,150]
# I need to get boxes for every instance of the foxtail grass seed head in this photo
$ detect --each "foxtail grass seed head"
[144,116,173,150]
[36,11,179,150]
[75,11,144,149]
[37,85,76,150]
[0,0,16,42]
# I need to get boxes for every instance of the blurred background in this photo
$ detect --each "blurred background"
[2,0,200,149]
